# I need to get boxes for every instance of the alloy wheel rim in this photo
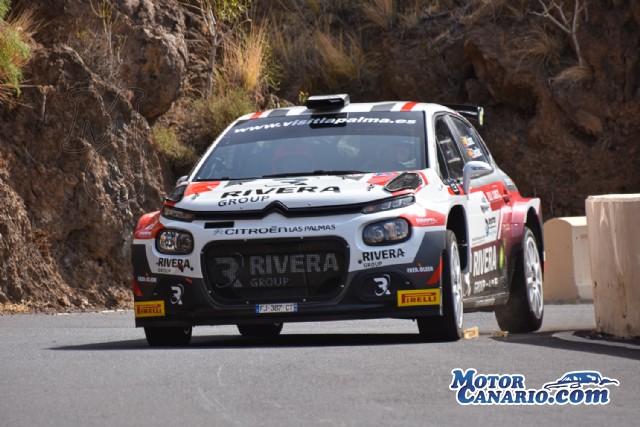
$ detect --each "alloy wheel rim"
[524,234,543,319]
[450,241,463,330]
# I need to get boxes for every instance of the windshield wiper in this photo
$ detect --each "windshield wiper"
[194,177,263,182]
[310,170,365,175]
[262,170,365,178]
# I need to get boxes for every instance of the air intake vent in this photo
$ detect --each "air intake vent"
[384,172,423,192]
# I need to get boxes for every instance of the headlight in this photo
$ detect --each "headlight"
[363,218,410,245]
[362,195,414,214]
[156,229,194,254]
[162,206,195,222]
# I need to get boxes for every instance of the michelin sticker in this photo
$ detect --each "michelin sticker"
[450,369,619,405]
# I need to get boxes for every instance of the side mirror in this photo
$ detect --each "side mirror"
[176,175,188,187]
[462,161,492,197]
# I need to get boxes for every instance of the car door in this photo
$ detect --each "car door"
[446,115,509,297]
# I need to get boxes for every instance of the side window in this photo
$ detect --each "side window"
[449,117,490,164]
[435,116,464,181]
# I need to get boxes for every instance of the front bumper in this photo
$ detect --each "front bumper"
[133,230,446,328]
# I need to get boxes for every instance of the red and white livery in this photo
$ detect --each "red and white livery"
[132,94,544,346]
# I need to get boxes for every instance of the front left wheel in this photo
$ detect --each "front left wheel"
[495,226,544,333]
[144,326,192,347]
[417,230,464,342]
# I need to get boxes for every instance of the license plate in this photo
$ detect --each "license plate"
[256,303,298,314]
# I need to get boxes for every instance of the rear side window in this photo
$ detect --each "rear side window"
[449,116,490,164]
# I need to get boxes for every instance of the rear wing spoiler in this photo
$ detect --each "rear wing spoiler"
[443,104,484,126]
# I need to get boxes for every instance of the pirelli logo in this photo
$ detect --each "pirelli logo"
[135,301,165,317]
[397,289,440,307]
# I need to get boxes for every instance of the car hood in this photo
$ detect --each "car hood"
[176,174,407,212]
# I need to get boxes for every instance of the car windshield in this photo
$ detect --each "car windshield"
[194,111,427,181]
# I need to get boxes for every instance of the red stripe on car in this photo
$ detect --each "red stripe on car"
[184,181,221,197]
[401,102,418,111]
[134,211,164,239]
[428,260,442,285]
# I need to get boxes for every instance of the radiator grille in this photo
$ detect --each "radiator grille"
[203,238,348,303]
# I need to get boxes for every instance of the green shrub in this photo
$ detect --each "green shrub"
[152,125,197,161]
[0,0,9,20]
[193,89,256,147]
[0,0,32,98]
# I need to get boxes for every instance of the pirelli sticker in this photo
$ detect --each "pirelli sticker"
[397,289,440,307]
[135,300,165,317]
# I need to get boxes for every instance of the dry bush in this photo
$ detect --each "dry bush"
[532,0,586,67]
[507,24,563,70]
[67,1,126,85]
[462,0,533,25]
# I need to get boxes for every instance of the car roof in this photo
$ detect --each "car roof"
[237,101,454,121]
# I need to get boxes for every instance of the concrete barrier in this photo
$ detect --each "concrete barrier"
[586,194,640,338]
[543,217,593,303]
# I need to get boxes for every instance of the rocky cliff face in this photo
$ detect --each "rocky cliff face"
[1,0,639,312]
[0,0,186,310]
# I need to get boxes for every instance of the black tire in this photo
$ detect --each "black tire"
[495,226,544,333]
[237,323,284,338]
[417,230,464,342]
[144,326,192,347]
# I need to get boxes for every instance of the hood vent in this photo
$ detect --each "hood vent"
[384,172,423,192]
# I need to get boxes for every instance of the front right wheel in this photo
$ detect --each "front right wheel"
[495,226,544,333]
[417,230,464,342]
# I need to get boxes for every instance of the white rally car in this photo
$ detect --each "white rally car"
[132,94,544,346]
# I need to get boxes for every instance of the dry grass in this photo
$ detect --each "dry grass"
[398,0,425,29]
[269,25,315,93]
[552,63,593,87]
[218,23,275,95]
[507,24,563,69]
[314,29,369,90]
[362,0,395,30]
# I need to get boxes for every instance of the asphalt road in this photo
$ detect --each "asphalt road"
[1,304,638,427]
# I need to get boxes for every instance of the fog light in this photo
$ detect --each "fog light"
[363,218,410,245]
[156,229,194,254]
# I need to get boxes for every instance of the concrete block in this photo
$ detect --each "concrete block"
[586,194,640,338]
[543,217,593,303]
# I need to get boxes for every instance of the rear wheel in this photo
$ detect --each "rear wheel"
[237,323,283,337]
[144,326,192,347]
[417,230,463,342]
[495,226,544,333]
